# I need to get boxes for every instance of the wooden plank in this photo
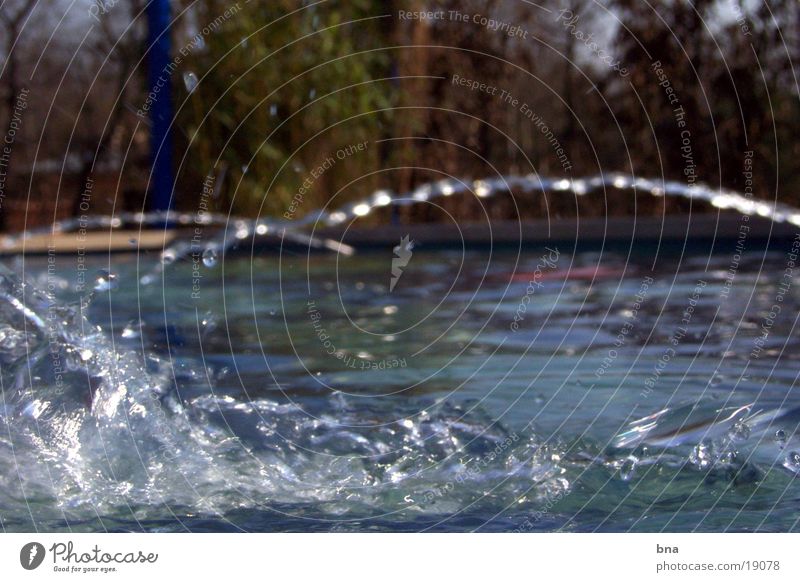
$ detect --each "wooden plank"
[0,229,178,255]
[3,214,798,257]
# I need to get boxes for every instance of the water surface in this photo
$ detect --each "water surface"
[2,239,800,532]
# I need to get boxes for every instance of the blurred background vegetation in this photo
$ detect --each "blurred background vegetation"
[0,0,798,230]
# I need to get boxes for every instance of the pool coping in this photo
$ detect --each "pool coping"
[2,214,796,256]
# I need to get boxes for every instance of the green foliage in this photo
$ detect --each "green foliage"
[175,0,393,217]
[169,0,799,220]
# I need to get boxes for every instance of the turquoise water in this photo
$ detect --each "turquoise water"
[1,240,800,532]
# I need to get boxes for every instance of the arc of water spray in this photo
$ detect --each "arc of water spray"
[5,174,799,285]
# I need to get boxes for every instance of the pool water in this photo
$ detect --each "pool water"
[2,239,800,532]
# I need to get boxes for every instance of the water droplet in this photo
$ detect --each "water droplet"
[473,180,491,198]
[690,443,713,469]
[183,71,199,94]
[129,238,137,246]
[93,270,117,292]
[161,250,177,265]
[200,312,218,335]
[619,456,637,481]
[269,309,276,316]
[783,451,800,473]
[373,191,392,206]
[553,178,571,191]
[121,321,142,339]
[353,203,371,217]
[308,88,316,99]
[612,176,628,188]
[202,247,218,268]
[270,104,278,117]
[730,421,750,442]
[775,429,787,448]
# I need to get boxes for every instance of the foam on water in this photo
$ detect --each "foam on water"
[0,263,576,528]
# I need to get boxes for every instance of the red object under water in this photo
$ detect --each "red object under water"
[509,265,626,283]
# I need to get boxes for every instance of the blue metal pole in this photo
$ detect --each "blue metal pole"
[147,0,174,212]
